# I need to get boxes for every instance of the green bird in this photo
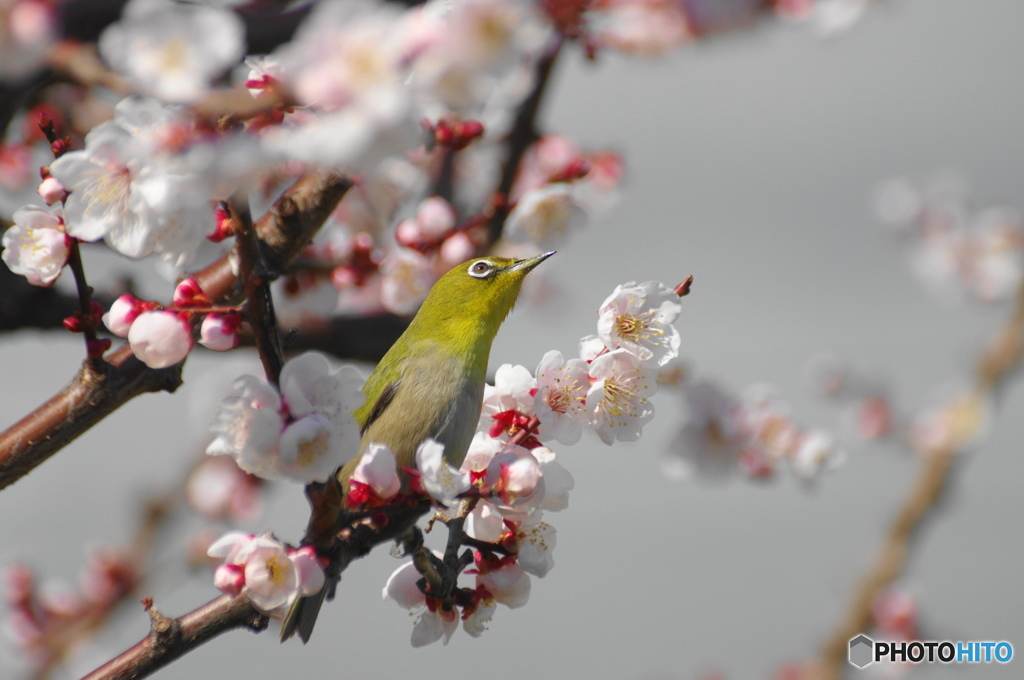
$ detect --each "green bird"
[281,251,554,642]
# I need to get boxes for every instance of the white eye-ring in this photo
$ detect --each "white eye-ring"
[468,260,495,278]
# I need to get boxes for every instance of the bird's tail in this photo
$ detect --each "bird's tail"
[280,577,335,643]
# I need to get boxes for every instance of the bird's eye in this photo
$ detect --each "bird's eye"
[468,260,494,278]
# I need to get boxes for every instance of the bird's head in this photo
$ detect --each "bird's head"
[412,251,555,342]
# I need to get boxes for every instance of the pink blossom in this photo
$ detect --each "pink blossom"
[587,349,657,445]
[511,512,556,577]
[199,312,241,351]
[1,205,70,287]
[534,350,590,445]
[478,363,536,435]
[207,532,325,614]
[213,564,245,595]
[475,556,530,608]
[36,176,67,205]
[416,438,470,506]
[465,499,504,543]
[99,0,245,103]
[484,444,542,507]
[206,375,284,479]
[128,310,194,368]
[349,442,401,504]
[380,247,436,315]
[103,294,145,338]
[596,281,682,367]
[505,184,585,250]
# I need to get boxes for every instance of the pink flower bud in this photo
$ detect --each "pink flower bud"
[199,312,241,351]
[102,294,144,338]
[213,563,245,596]
[415,197,456,238]
[173,277,207,307]
[128,310,194,368]
[36,176,67,205]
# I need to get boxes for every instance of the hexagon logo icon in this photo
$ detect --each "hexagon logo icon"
[849,634,875,669]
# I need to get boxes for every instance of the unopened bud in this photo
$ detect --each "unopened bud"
[86,338,112,358]
[674,275,693,297]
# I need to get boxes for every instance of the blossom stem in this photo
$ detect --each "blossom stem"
[66,239,103,360]
[508,415,541,447]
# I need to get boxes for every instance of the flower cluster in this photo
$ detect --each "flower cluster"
[364,280,682,645]
[207,532,325,614]
[101,278,243,368]
[663,379,846,482]
[207,352,363,483]
[4,548,138,670]
[874,173,1024,304]
[46,96,250,266]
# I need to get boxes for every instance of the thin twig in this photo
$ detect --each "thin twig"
[485,34,564,245]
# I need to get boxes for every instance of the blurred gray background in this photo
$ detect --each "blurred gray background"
[1,0,1022,677]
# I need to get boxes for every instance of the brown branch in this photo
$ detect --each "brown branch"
[81,596,268,680]
[814,277,1024,679]
[485,34,564,245]
[0,169,352,491]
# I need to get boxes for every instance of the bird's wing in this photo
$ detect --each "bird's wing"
[359,379,399,435]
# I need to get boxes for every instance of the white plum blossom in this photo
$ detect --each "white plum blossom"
[1,204,69,286]
[511,511,556,578]
[531,447,574,512]
[478,363,536,435]
[410,0,548,116]
[275,352,364,482]
[476,558,530,609]
[380,247,436,315]
[207,375,284,479]
[49,97,217,265]
[350,443,402,503]
[208,533,324,614]
[461,431,504,474]
[463,599,496,638]
[504,184,585,250]
[578,334,607,362]
[127,310,193,368]
[206,352,363,483]
[588,0,692,57]
[597,281,682,367]
[484,444,542,507]
[663,379,744,482]
[99,0,246,103]
[383,556,459,647]
[533,350,589,445]
[587,349,657,445]
[791,430,846,480]
[465,499,504,543]
[282,0,407,115]
[416,438,470,506]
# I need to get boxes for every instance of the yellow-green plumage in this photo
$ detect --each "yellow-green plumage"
[281,251,553,642]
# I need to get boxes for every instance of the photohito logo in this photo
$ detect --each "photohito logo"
[848,635,1014,669]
